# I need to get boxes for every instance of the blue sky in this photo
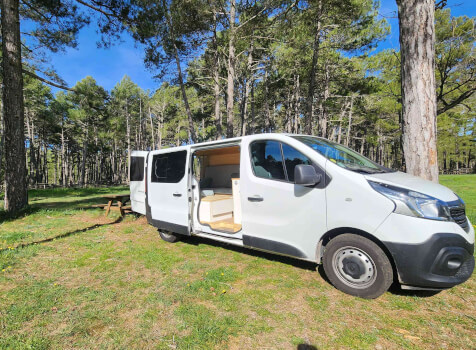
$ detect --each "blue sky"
[32,0,475,95]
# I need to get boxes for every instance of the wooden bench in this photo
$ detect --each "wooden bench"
[92,194,131,217]
[91,204,107,208]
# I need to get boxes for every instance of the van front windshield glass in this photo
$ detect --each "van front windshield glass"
[292,136,393,174]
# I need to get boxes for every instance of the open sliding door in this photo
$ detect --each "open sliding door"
[147,147,190,235]
[130,151,149,215]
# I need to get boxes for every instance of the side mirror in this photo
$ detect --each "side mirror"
[294,164,322,186]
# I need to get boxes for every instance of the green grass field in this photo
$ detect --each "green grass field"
[0,176,475,349]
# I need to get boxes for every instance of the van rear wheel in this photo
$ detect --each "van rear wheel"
[158,230,181,243]
[322,234,393,299]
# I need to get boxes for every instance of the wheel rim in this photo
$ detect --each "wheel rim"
[332,246,377,289]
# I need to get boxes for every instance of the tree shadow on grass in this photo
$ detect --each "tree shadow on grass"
[387,283,442,298]
[0,216,124,253]
[297,345,318,350]
[30,196,114,210]
[182,235,318,272]
[0,196,117,224]
[181,236,446,299]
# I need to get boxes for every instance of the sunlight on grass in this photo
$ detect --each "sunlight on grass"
[0,180,475,349]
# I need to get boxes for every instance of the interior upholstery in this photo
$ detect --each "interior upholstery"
[252,156,271,178]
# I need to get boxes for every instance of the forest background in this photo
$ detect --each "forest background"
[0,0,474,189]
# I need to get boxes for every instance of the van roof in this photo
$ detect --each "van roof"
[133,133,325,152]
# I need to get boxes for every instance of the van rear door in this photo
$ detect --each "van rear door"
[147,148,190,235]
[130,151,149,215]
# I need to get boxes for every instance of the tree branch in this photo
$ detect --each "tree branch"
[75,0,118,18]
[22,69,75,92]
[437,89,475,115]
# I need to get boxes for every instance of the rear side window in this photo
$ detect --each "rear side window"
[281,144,313,182]
[151,151,187,183]
[130,156,145,181]
[250,141,285,180]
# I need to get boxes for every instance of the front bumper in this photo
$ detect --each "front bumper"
[384,233,474,289]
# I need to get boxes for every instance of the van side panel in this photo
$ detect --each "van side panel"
[240,135,328,261]
[324,162,395,238]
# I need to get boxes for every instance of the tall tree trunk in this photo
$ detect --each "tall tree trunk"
[25,111,36,185]
[250,80,255,134]
[467,148,471,169]
[305,0,322,135]
[360,137,365,154]
[80,124,88,187]
[61,125,66,186]
[157,108,163,150]
[68,146,73,185]
[226,0,236,138]
[126,102,131,182]
[1,0,28,212]
[148,106,155,149]
[241,38,254,136]
[173,39,195,143]
[318,63,329,138]
[264,70,271,132]
[212,9,222,140]
[336,99,350,143]
[0,99,4,178]
[54,149,58,185]
[345,97,354,147]
[241,40,253,136]
[285,90,292,133]
[138,96,143,149]
[162,0,196,143]
[240,81,248,136]
[397,0,438,182]
[111,139,117,183]
[43,143,48,184]
[293,74,301,134]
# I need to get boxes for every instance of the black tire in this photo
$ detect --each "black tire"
[158,230,181,243]
[322,234,393,299]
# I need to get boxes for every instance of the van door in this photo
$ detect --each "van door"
[147,148,190,235]
[240,137,328,260]
[130,151,149,215]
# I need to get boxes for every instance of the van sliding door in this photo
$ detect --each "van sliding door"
[147,148,190,235]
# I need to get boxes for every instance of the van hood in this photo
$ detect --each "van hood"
[365,171,458,202]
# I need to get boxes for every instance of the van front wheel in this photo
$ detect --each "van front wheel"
[322,234,393,299]
[158,230,181,243]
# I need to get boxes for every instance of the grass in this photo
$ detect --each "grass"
[0,178,475,349]
[440,174,476,223]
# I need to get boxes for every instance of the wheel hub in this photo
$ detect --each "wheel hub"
[342,258,365,279]
[333,247,377,289]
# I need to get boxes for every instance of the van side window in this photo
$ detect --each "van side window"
[151,151,187,183]
[250,141,285,180]
[130,156,145,181]
[281,144,313,182]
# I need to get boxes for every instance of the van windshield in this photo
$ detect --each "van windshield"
[292,136,393,174]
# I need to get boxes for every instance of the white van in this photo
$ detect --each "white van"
[130,134,474,298]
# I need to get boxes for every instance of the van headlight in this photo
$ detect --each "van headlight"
[368,181,451,221]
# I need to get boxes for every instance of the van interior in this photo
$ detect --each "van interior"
[193,146,241,233]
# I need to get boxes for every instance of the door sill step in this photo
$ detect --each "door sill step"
[193,230,244,245]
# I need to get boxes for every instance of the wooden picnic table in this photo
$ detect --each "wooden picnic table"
[101,194,131,216]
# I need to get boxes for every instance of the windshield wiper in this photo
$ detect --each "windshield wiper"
[344,164,385,174]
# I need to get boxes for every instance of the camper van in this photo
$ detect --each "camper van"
[129,134,474,298]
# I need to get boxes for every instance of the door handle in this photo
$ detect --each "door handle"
[173,192,182,197]
[248,195,263,202]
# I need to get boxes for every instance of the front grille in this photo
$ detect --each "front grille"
[449,206,469,231]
